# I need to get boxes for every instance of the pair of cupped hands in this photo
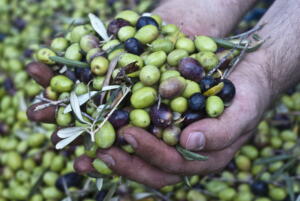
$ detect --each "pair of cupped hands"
[27,0,271,188]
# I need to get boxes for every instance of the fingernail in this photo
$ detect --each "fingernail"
[124,134,138,148]
[186,132,206,151]
[99,154,115,167]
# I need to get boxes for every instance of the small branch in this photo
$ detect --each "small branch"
[224,23,266,40]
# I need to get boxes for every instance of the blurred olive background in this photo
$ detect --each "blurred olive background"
[1,0,300,201]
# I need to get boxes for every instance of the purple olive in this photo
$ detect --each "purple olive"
[150,103,173,128]
[148,125,163,138]
[108,109,129,129]
[64,70,77,82]
[0,122,9,134]
[162,125,181,146]
[3,78,15,95]
[107,19,131,36]
[75,68,93,83]
[218,79,236,103]
[178,57,205,82]
[182,111,205,127]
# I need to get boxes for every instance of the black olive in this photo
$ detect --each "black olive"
[109,109,129,129]
[0,33,6,42]
[124,38,144,55]
[188,93,206,111]
[23,49,34,58]
[178,57,205,82]
[182,111,205,127]
[150,103,173,128]
[218,79,236,103]
[0,122,9,134]
[271,114,292,130]
[3,78,15,95]
[75,68,93,83]
[13,17,26,30]
[225,160,237,172]
[136,16,159,29]
[148,124,163,138]
[64,69,77,82]
[199,76,218,92]
[107,18,131,36]
[95,190,108,201]
[250,180,269,196]
[55,172,84,192]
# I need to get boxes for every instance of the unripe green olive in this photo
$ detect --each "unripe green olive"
[132,81,145,93]
[92,159,112,175]
[50,75,74,93]
[206,96,224,117]
[9,187,30,200]
[182,80,201,98]
[91,56,109,75]
[130,109,150,128]
[162,126,181,146]
[50,155,65,172]
[44,86,58,100]
[196,51,219,71]
[6,151,22,170]
[281,95,294,109]
[270,136,283,149]
[41,187,63,200]
[139,65,160,86]
[23,158,36,171]
[145,51,167,67]
[176,37,195,53]
[269,161,283,172]
[151,14,163,27]
[95,121,116,149]
[43,171,59,186]
[118,53,144,68]
[269,187,287,201]
[235,155,251,171]
[50,37,69,52]
[108,48,125,61]
[160,70,180,82]
[70,25,92,43]
[240,145,259,160]
[218,188,236,201]
[56,107,73,127]
[28,133,46,148]
[170,97,188,113]
[159,76,187,99]
[151,38,174,53]
[167,49,189,66]
[36,48,56,64]
[59,92,70,100]
[162,24,179,35]
[195,36,217,52]
[186,190,207,201]
[75,83,88,95]
[281,130,297,141]
[80,34,100,52]
[93,76,105,90]
[118,26,136,42]
[86,48,101,63]
[121,144,135,153]
[30,194,43,201]
[42,151,55,168]
[65,43,82,61]
[135,25,159,44]
[130,87,157,108]
[102,39,120,51]
[116,10,139,25]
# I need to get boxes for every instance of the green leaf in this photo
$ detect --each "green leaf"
[89,13,109,41]
[96,178,104,191]
[57,127,86,138]
[176,146,208,161]
[184,176,191,188]
[70,91,87,123]
[49,56,89,68]
[254,154,294,165]
[296,194,300,201]
[103,182,118,201]
[55,132,83,149]
[284,174,295,201]
[271,159,296,180]
[64,91,99,114]
[28,168,49,198]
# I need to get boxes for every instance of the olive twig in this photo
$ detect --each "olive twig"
[34,97,68,111]
[224,23,266,40]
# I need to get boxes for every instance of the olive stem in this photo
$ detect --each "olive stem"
[34,97,68,111]
[224,23,266,40]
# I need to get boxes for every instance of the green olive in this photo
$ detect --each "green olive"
[167,49,189,66]
[50,155,65,172]
[9,187,30,200]
[135,25,159,44]
[28,133,46,148]
[132,81,145,93]
[170,97,188,113]
[240,145,258,160]
[130,109,150,128]
[121,144,135,153]
[50,37,69,52]
[196,51,219,71]
[93,76,105,90]
[36,48,56,64]
[102,40,120,51]
[41,187,63,200]
[95,121,116,149]
[50,75,74,92]
[80,34,100,53]
[160,70,181,82]
[92,159,112,175]
[118,53,144,68]
[151,14,163,27]
[269,187,287,201]
[65,43,82,61]
[145,51,167,67]
[130,87,157,108]
[75,82,88,95]
[218,188,237,201]
[182,80,201,98]
[56,107,73,127]
[41,151,55,168]
[116,10,139,25]
[91,56,109,76]
[45,86,58,100]
[195,36,217,52]
[86,48,101,63]
[139,65,160,86]
[118,26,136,42]
[176,37,195,53]
[161,24,179,35]
[6,151,22,170]
[206,96,224,117]
[235,155,251,171]
[151,38,174,53]
[108,48,125,61]
[43,171,59,186]
[162,126,181,146]
[70,25,92,43]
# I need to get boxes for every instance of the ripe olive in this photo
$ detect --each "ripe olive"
[150,103,173,128]
[109,109,129,129]
[124,37,144,55]
[178,57,205,82]
[159,76,186,99]
[218,79,236,103]
[107,18,131,36]
[136,16,159,29]
[188,93,206,111]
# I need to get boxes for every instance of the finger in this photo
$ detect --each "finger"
[27,102,57,123]
[26,61,54,88]
[74,154,95,174]
[96,147,181,189]
[119,126,252,175]
[180,70,264,151]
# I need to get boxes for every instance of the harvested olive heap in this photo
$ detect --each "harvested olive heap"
[27,10,264,170]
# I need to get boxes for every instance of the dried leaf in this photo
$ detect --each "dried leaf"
[103,182,118,201]
[56,132,82,149]
[96,178,104,191]
[49,56,89,68]
[176,146,208,161]
[64,91,99,113]
[89,13,109,41]
[254,154,294,165]
[70,91,86,123]
[57,127,86,138]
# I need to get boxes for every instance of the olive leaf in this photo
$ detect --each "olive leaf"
[55,131,83,149]
[284,174,295,201]
[102,85,121,91]
[64,91,99,113]
[61,197,72,201]
[296,194,300,201]
[254,154,294,165]
[49,56,89,68]
[134,193,154,200]
[70,91,87,124]
[57,127,86,138]
[271,159,296,180]
[96,178,104,191]
[28,168,49,198]
[176,146,208,161]
[103,182,118,201]
[88,13,110,41]
[184,176,191,188]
